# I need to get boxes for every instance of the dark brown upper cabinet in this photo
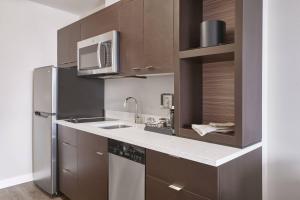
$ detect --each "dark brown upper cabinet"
[81,3,120,40]
[77,131,108,200]
[57,22,81,67]
[58,0,175,74]
[119,0,175,75]
[143,0,174,74]
[119,0,144,75]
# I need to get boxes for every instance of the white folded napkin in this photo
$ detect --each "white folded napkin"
[192,124,217,136]
[192,123,235,136]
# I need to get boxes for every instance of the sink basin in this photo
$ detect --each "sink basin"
[65,117,117,123]
[100,124,132,129]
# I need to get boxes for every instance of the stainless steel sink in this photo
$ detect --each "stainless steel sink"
[65,117,117,123]
[100,125,132,129]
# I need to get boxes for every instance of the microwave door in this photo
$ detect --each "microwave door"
[79,44,99,71]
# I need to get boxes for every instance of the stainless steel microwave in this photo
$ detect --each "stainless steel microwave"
[77,30,119,76]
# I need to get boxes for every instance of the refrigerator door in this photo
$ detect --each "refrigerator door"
[33,66,57,195]
[33,66,57,114]
[33,113,57,195]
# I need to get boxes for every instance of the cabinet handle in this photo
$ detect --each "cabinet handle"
[96,152,104,156]
[132,67,142,71]
[144,66,154,70]
[62,142,71,146]
[169,184,184,191]
[63,169,71,173]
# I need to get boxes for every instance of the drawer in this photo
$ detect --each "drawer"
[146,176,210,200]
[146,150,218,199]
[59,141,77,174]
[58,125,78,146]
[59,168,77,200]
[78,132,107,154]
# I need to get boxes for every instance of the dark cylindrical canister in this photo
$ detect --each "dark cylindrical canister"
[200,20,226,48]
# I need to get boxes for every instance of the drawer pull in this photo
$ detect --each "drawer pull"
[144,66,154,70]
[169,184,184,191]
[62,142,71,146]
[96,152,104,156]
[132,67,142,71]
[63,169,71,173]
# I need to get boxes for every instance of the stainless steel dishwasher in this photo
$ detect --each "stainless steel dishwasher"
[108,139,145,200]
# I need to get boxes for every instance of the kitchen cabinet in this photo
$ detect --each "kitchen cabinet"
[77,132,108,200]
[146,150,218,200]
[119,0,175,75]
[147,176,207,200]
[119,0,144,74]
[57,22,81,67]
[58,126,78,200]
[81,3,120,40]
[146,149,262,200]
[143,0,174,74]
[58,125,108,200]
[57,0,175,74]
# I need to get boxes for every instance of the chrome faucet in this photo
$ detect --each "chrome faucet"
[123,97,143,124]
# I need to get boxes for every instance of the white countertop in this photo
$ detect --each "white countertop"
[55,119,262,167]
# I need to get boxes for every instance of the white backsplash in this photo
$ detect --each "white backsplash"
[104,74,174,117]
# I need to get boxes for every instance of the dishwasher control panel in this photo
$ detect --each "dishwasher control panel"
[108,139,145,164]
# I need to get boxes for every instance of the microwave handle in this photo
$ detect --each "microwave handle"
[97,43,102,68]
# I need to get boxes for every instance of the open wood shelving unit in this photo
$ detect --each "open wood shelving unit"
[174,0,262,148]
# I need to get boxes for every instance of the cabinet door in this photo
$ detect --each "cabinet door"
[57,22,81,66]
[146,176,209,200]
[119,0,144,74]
[81,3,120,40]
[143,0,174,73]
[146,150,218,200]
[58,125,78,200]
[77,132,108,200]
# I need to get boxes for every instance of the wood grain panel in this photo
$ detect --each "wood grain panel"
[81,3,120,39]
[146,150,218,199]
[179,0,203,50]
[144,0,174,72]
[219,148,262,200]
[119,0,144,74]
[146,176,211,200]
[202,61,235,123]
[179,59,203,127]
[203,0,235,44]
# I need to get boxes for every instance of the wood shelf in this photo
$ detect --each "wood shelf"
[179,43,235,60]
[180,128,237,147]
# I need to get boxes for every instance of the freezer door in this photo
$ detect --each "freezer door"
[33,113,57,195]
[33,66,57,113]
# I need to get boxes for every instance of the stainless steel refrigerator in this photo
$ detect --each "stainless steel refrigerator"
[33,66,105,196]
[33,66,58,195]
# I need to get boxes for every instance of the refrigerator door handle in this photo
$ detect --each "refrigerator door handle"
[34,111,56,118]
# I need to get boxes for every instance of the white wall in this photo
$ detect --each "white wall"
[265,0,300,199]
[105,75,174,117]
[0,0,78,187]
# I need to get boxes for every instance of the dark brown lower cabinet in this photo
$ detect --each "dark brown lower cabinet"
[58,125,108,200]
[146,148,262,200]
[58,126,79,200]
[147,176,209,200]
[59,125,261,200]
[77,132,108,200]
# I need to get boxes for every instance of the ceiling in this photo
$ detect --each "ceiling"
[28,0,105,15]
